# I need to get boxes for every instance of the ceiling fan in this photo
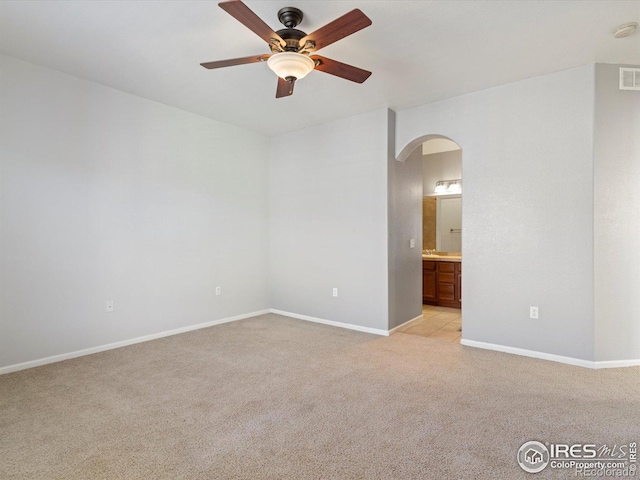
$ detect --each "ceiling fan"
[200,0,372,98]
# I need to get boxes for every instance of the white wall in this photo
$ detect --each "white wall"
[387,124,423,330]
[594,63,640,362]
[396,65,596,361]
[0,55,270,369]
[269,109,389,331]
[423,150,462,196]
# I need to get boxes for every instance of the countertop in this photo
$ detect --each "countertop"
[422,255,462,263]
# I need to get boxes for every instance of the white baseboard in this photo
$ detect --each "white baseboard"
[0,309,271,376]
[270,309,389,336]
[5,311,637,375]
[388,314,424,335]
[461,339,640,369]
[592,359,640,369]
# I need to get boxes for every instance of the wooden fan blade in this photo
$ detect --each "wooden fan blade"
[311,56,372,83]
[276,77,295,98]
[300,9,371,52]
[200,55,269,69]
[219,0,284,46]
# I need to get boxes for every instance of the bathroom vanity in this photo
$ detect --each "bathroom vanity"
[422,256,461,309]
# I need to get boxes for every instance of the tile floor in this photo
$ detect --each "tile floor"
[396,305,462,343]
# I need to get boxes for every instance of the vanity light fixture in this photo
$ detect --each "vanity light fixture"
[434,179,462,195]
[434,182,447,194]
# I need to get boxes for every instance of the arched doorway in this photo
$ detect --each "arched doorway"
[389,135,463,344]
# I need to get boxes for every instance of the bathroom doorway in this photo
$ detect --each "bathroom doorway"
[396,137,463,342]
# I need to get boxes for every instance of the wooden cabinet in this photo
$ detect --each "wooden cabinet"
[422,260,461,308]
[422,261,437,302]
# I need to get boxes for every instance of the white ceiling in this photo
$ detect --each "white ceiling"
[1,1,639,136]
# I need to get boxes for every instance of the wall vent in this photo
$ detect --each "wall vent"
[619,68,640,91]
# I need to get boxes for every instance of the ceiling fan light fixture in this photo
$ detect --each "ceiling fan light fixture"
[267,52,315,81]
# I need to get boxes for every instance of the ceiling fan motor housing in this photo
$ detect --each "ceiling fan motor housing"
[275,7,308,51]
[275,28,307,51]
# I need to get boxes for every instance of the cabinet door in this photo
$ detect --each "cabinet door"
[423,270,437,302]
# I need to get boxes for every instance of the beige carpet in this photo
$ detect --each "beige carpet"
[1,313,638,479]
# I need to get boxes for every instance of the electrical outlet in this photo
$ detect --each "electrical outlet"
[332,288,338,297]
[216,286,221,296]
[530,306,538,319]
[410,239,416,248]
[106,301,114,312]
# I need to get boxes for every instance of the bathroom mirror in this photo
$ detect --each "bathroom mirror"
[422,143,462,255]
[422,195,461,253]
